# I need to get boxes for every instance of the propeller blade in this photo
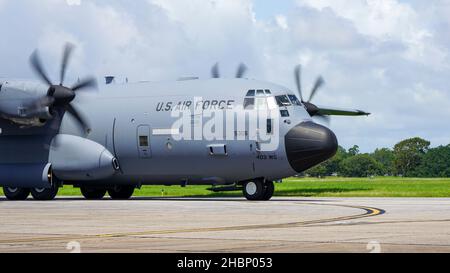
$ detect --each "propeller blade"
[211,63,220,78]
[236,63,248,78]
[294,65,304,102]
[308,76,325,102]
[30,51,53,86]
[65,104,90,134]
[47,110,64,148]
[71,77,97,92]
[60,43,75,85]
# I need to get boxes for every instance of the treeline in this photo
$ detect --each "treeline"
[304,137,450,178]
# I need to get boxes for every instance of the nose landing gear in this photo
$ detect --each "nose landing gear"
[243,180,274,201]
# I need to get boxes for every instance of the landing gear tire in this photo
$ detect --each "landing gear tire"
[262,181,275,201]
[108,186,135,200]
[81,187,107,200]
[3,187,30,201]
[243,180,266,201]
[31,184,59,201]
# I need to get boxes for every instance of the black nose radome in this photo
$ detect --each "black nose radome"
[285,122,338,173]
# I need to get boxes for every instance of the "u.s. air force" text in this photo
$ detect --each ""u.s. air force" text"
[156,100,235,112]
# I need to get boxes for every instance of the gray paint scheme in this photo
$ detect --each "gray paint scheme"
[49,134,117,181]
[66,79,304,186]
[0,77,362,188]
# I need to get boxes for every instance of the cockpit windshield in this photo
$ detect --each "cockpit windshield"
[288,95,302,106]
[244,90,302,110]
[275,95,291,107]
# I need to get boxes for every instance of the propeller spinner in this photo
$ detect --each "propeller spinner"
[29,43,97,134]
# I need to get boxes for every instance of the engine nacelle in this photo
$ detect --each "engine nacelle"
[0,163,53,188]
[0,80,52,122]
[49,134,119,181]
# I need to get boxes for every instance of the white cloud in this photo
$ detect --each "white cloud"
[297,0,449,70]
[0,0,449,151]
[275,15,288,30]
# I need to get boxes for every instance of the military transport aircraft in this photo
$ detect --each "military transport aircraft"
[0,44,369,201]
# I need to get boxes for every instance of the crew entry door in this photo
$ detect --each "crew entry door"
[137,125,152,158]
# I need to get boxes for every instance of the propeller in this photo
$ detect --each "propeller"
[294,64,328,123]
[235,63,248,78]
[29,43,97,134]
[211,63,248,79]
[211,63,220,78]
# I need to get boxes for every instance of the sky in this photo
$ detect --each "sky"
[0,0,449,152]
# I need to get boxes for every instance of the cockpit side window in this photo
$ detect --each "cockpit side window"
[244,89,274,110]
[288,95,302,106]
[255,97,268,109]
[244,98,255,109]
[275,95,291,107]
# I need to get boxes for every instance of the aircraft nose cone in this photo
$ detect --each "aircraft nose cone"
[285,122,338,173]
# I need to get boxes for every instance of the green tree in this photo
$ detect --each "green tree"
[304,146,348,177]
[340,154,383,177]
[348,145,360,156]
[372,148,395,175]
[325,146,349,175]
[304,163,328,177]
[415,145,450,177]
[393,137,430,177]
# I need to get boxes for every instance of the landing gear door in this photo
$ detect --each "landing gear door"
[137,125,151,158]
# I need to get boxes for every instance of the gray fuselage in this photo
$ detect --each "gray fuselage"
[0,78,338,188]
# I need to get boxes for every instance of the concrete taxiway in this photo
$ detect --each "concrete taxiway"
[0,197,449,253]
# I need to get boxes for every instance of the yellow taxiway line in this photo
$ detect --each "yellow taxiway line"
[0,202,385,245]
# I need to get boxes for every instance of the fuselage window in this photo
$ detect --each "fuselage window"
[288,95,302,106]
[280,110,290,117]
[244,98,255,109]
[246,90,255,97]
[139,135,149,147]
[275,95,291,107]
[266,119,273,134]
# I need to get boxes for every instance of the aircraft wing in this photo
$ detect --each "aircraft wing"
[315,105,370,116]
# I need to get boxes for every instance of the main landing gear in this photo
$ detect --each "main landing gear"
[3,184,60,201]
[108,186,135,200]
[30,184,59,201]
[80,187,107,200]
[242,180,275,201]
[80,186,135,200]
[3,187,30,201]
